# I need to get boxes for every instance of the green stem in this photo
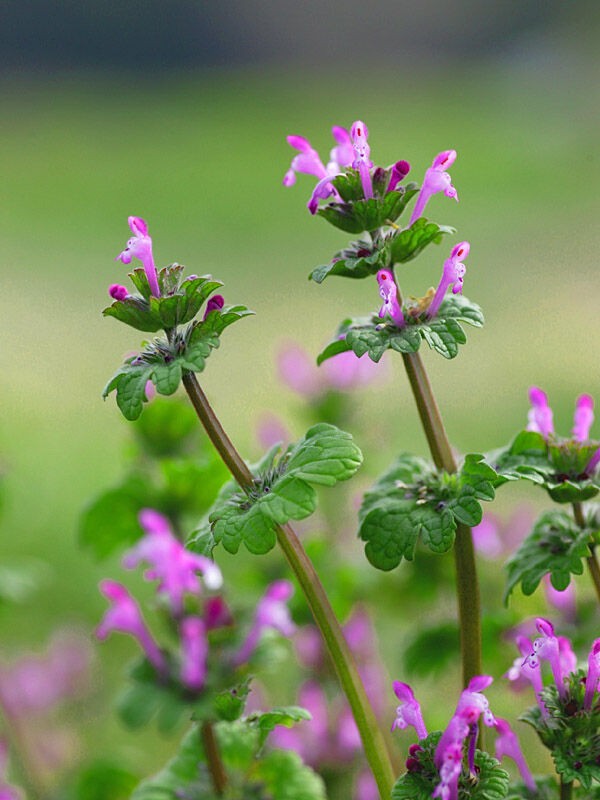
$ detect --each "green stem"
[572,501,600,605]
[201,721,227,796]
[182,372,395,799]
[401,351,482,689]
[559,777,573,800]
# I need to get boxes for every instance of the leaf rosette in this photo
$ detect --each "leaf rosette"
[317,294,483,364]
[189,424,363,556]
[358,453,498,571]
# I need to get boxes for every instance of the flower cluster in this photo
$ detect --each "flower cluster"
[96,509,296,694]
[391,675,535,798]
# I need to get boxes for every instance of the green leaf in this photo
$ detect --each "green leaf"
[213,682,251,722]
[67,761,138,800]
[318,294,484,366]
[247,706,311,748]
[152,361,183,396]
[111,366,154,421]
[389,218,455,264]
[255,748,326,800]
[317,182,418,234]
[403,620,459,677]
[309,239,390,283]
[79,476,148,559]
[103,296,164,333]
[504,509,591,602]
[204,425,362,557]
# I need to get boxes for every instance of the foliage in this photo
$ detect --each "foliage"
[358,453,497,570]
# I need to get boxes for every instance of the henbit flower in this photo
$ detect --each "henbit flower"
[278,343,323,397]
[283,127,354,214]
[557,635,578,676]
[256,413,291,450]
[432,741,463,800]
[108,283,128,301]
[427,241,470,319]
[387,160,411,193]
[494,718,536,792]
[123,509,223,614]
[115,216,160,298]
[506,635,547,715]
[180,617,208,692]
[543,575,577,623]
[526,387,555,439]
[472,516,503,559]
[573,394,594,441]
[585,446,600,476]
[204,596,234,631]
[96,580,166,674]
[350,120,373,200]
[391,682,428,739]
[410,149,458,225]
[584,638,600,710]
[203,294,224,320]
[270,680,329,767]
[525,618,567,700]
[233,580,296,666]
[353,769,378,800]
[377,269,405,328]
[321,347,384,390]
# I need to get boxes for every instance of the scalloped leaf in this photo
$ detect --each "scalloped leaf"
[317,183,418,234]
[317,294,483,365]
[389,218,455,264]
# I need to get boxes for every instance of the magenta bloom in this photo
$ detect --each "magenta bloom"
[233,580,296,666]
[505,635,547,715]
[573,394,594,441]
[525,618,567,700]
[351,120,373,200]
[180,617,208,692]
[278,343,323,397]
[116,216,160,298]
[432,741,462,800]
[494,718,536,792]
[427,242,470,319]
[96,580,166,674]
[471,516,503,559]
[283,127,354,214]
[203,294,224,320]
[204,596,234,631]
[387,160,411,193]
[123,509,222,614]
[377,269,405,328]
[270,680,330,767]
[108,283,128,301]
[410,150,458,225]
[391,681,428,739]
[526,387,555,438]
[584,638,600,710]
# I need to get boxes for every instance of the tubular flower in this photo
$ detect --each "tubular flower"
[573,394,594,441]
[427,242,470,319]
[432,742,462,800]
[584,638,600,710]
[524,618,567,700]
[108,283,128,301]
[526,387,555,438]
[115,216,160,298]
[203,294,224,319]
[494,718,536,792]
[233,580,296,666]
[180,617,208,692]
[410,149,458,225]
[391,682,428,739]
[350,120,373,200]
[506,635,547,715]
[283,127,354,214]
[387,160,411,193]
[377,269,405,328]
[123,509,222,615]
[96,580,166,674]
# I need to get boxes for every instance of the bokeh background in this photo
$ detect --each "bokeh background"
[1,1,599,796]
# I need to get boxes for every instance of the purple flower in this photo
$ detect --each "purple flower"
[505,635,547,715]
[96,580,166,674]
[573,394,594,441]
[233,580,296,665]
[410,150,458,225]
[471,516,503,559]
[525,618,567,700]
[270,680,329,767]
[586,447,600,475]
[351,121,373,200]
[494,718,536,792]
[427,242,470,319]
[203,294,224,320]
[377,269,405,328]
[204,596,234,631]
[283,127,354,214]
[256,413,291,450]
[432,742,462,800]
[180,617,208,692]
[278,343,323,397]
[108,283,128,301]
[391,682,428,739]
[353,769,378,800]
[526,387,555,439]
[116,216,160,298]
[584,638,600,710]
[123,509,222,614]
[387,160,411,193]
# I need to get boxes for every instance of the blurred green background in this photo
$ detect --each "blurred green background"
[0,1,599,794]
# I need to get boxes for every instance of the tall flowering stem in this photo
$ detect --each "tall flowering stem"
[572,501,600,604]
[401,350,482,690]
[201,722,227,796]
[181,372,395,799]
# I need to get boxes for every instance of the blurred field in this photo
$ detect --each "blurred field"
[0,63,599,785]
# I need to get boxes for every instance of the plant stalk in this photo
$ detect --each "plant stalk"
[401,351,482,688]
[572,501,600,604]
[201,721,227,796]
[559,777,573,800]
[182,372,395,799]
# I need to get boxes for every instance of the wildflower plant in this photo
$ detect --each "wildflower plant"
[79,117,600,800]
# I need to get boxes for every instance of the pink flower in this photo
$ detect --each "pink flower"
[377,269,405,328]
[572,394,594,441]
[115,216,160,298]
[123,509,222,614]
[180,617,208,692]
[410,150,458,225]
[351,121,373,200]
[391,681,428,739]
[278,341,383,397]
[233,580,296,665]
[96,581,166,674]
[108,283,128,301]
[494,718,536,792]
[584,638,600,710]
[203,294,224,320]
[526,387,555,439]
[524,618,567,700]
[427,242,470,318]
